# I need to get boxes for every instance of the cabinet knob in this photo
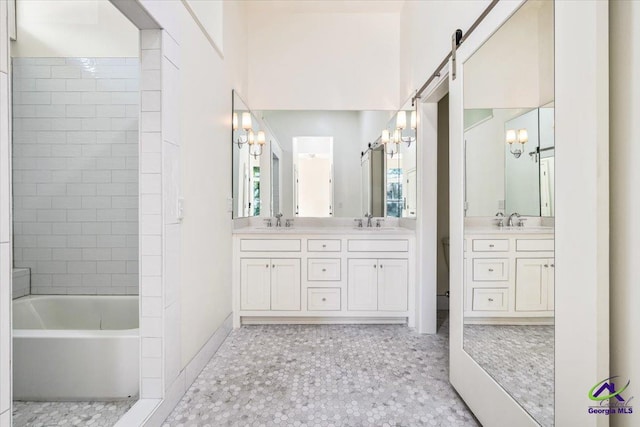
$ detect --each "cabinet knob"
[322,298,326,302]
[489,244,494,248]
[322,244,326,248]
[322,268,326,272]
[551,264,555,267]
[380,264,383,269]
[272,264,275,268]
[488,298,494,302]
[266,264,269,268]
[374,265,377,268]
[544,264,549,268]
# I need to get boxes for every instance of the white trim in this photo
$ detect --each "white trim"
[415,71,449,334]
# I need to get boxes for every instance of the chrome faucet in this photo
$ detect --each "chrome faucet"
[494,212,505,228]
[275,213,283,227]
[364,213,374,228]
[507,212,520,227]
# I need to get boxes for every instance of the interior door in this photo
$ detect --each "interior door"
[270,259,301,311]
[377,259,408,311]
[347,259,378,310]
[240,258,271,310]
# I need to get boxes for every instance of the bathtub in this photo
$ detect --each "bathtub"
[13,295,139,401]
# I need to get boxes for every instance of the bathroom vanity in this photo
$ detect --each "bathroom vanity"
[464,227,554,324]
[232,226,415,328]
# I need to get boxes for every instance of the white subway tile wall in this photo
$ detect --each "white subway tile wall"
[12,58,139,295]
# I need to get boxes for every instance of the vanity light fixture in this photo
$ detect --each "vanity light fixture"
[381,128,401,158]
[396,110,417,147]
[233,112,255,148]
[506,128,528,158]
[249,130,266,159]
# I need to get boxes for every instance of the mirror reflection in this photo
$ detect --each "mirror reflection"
[462,1,555,426]
[232,91,417,219]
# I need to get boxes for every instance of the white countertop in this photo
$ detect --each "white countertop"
[232,226,415,236]
[464,226,554,236]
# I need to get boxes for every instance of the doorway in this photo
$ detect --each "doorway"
[293,137,334,217]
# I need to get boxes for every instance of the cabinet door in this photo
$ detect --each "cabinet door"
[378,259,408,311]
[347,259,378,310]
[271,259,301,311]
[547,259,555,310]
[240,258,271,310]
[515,258,549,311]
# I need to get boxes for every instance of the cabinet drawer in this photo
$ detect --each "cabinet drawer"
[516,239,554,252]
[307,258,341,281]
[240,239,301,252]
[347,239,408,252]
[472,258,509,281]
[472,239,509,252]
[308,239,341,252]
[307,288,341,311]
[472,288,508,311]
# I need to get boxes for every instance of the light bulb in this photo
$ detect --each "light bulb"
[242,112,252,131]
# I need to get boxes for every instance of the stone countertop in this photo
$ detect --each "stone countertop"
[464,226,554,236]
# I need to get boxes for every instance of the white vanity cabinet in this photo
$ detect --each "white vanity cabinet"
[347,259,408,311]
[233,232,415,327]
[515,258,555,311]
[464,232,554,324]
[240,258,301,311]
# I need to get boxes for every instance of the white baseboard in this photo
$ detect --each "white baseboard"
[437,296,449,310]
[116,313,233,427]
[242,317,407,325]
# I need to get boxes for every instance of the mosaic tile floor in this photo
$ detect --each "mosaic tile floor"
[464,324,554,427]
[163,313,479,427]
[12,400,136,427]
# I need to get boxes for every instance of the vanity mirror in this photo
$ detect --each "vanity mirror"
[461,1,555,426]
[231,99,418,219]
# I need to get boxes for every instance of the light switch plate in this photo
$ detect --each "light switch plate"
[177,197,184,221]
[226,197,233,213]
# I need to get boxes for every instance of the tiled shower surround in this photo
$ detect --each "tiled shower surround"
[12,58,139,295]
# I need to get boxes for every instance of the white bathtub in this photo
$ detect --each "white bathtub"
[13,295,139,401]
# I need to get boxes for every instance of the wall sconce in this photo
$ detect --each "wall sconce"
[506,128,528,158]
[233,112,254,148]
[382,128,400,158]
[249,130,266,159]
[396,110,417,147]
[233,111,266,158]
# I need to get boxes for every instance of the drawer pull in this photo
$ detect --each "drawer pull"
[322,298,327,302]
[544,264,549,268]
[488,298,494,302]
[374,265,376,268]
[551,263,555,267]
[488,268,494,272]
[272,264,275,268]
[266,264,269,268]
[380,264,383,269]
[322,244,326,248]
[322,268,326,272]
[489,244,494,248]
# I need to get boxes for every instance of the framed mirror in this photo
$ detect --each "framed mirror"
[231,101,418,219]
[453,1,555,426]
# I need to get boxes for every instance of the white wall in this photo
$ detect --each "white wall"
[179,0,248,367]
[11,0,139,57]
[399,0,490,104]
[247,3,400,110]
[610,1,640,426]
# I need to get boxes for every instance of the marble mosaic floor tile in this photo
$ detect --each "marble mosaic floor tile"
[163,313,479,427]
[464,324,554,427]
[12,399,136,427]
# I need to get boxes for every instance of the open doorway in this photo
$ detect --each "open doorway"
[436,95,450,311]
[293,137,333,217]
